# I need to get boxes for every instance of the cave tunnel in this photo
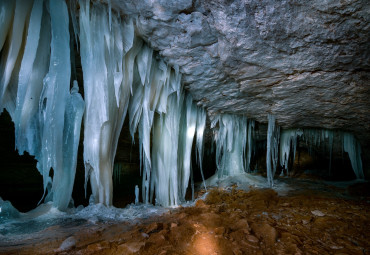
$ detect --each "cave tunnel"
[0,0,369,254]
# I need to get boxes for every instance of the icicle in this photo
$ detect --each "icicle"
[53,81,84,210]
[266,115,280,187]
[135,185,139,204]
[246,120,255,172]
[178,94,197,201]
[69,0,79,51]
[14,0,47,156]
[0,0,33,115]
[196,107,207,191]
[343,132,364,179]
[38,0,72,209]
[0,0,15,53]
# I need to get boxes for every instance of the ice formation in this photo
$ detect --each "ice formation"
[266,115,280,186]
[246,120,255,173]
[343,132,364,179]
[279,129,303,175]
[0,0,366,214]
[212,114,248,177]
[78,0,207,207]
[0,0,84,211]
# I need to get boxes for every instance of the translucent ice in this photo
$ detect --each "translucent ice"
[0,197,20,224]
[196,107,207,190]
[0,0,33,114]
[279,129,303,175]
[52,81,84,211]
[79,0,135,205]
[266,115,280,187]
[213,114,247,177]
[343,132,364,179]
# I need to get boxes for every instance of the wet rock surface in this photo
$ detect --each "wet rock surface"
[1,185,369,255]
[106,0,370,143]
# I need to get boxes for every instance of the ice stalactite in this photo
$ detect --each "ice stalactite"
[213,114,248,178]
[246,120,255,173]
[279,129,303,175]
[178,95,197,200]
[0,0,84,211]
[151,93,183,206]
[343,133,364,179]
[54,81,84,210]
[266,115,280,187]
[0,0,33,115]
[196,107,207,190]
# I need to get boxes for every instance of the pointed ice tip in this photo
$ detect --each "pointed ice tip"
[71,80,79,94]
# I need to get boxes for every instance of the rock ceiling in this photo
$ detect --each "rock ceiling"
[108,0,369,143]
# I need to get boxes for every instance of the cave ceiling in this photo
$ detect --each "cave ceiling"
[107,0,370,143]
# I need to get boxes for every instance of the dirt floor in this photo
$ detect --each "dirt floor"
[1,182,369,255]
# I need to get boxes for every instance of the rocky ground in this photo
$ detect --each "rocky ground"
[1,181,369,255]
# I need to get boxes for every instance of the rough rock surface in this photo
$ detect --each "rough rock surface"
[107,0,369,143]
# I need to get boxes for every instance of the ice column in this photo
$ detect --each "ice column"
[196,107,207,190]
[246,120,255,172]
[14,0,50,157]
[213,114,247,177]
[343,133,364,179]
[279,129,303,175]
[38,0,74,209]
[266,115,280,186]
[151,93,184,206]
[52,81,84,210]
[79,0,135,205]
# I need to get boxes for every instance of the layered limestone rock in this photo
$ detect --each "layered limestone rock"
[107,0,369,145]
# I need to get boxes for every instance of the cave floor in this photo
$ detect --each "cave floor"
[0,179,369,255]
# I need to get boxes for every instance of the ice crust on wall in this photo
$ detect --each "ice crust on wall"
[0,0,84,211]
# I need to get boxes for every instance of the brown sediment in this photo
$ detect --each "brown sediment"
[1,187,369,255]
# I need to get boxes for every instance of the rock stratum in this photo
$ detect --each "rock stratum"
[108,0,370,143]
